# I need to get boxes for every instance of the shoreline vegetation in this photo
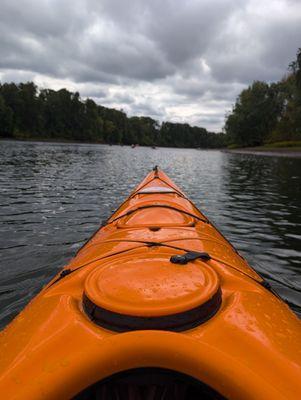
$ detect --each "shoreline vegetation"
[1,48,300,151]
[0,82,225,149]
[1,138,301,158]
[226,140,301,156]
[225,145,301,158]
[224,49,301,149]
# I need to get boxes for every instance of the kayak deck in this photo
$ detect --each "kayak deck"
[0,168,300,400]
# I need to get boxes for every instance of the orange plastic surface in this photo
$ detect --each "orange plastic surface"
[0,168,300,400]
[84,253,220,316]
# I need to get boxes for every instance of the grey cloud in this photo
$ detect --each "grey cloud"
[0,0,87,39]
[95,91,136,106]
[0,0,300,131]
[79,86,107,99]
[0,69,36,83]
[130,101,166,119]
[260,18,301,74]
[114,93,136,104]
[207,2,301,84]
[147,0,242,65]
[78,35,173,82]
[169,73,245,102]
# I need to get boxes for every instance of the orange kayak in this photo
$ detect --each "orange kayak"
[0,167,300,399]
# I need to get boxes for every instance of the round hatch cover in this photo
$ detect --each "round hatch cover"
[83,254,221,331]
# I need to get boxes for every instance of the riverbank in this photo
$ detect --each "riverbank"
[225,145,301,158]
[2,138,301,156]
[0,137,106,146]
[0,137,222,150]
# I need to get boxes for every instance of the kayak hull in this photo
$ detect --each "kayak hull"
[0,168,300,399]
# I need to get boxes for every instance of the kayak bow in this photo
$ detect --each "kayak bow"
[0,167,300,400]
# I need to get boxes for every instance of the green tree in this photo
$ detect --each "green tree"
[0,95,13,137]
[83,99,103,141]
[289,48,301,93]
[0,80,225,148]
[225,81,282,146]
[128,116,159,146]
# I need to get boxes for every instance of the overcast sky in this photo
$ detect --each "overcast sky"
[1,0,301,131]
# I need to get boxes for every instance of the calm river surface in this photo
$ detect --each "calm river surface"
[0,140,300,328]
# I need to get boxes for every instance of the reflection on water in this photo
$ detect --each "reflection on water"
[0,140,300,328]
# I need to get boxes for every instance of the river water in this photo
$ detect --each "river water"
[0,140,300,328]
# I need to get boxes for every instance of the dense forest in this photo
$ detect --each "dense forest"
[225,48,301,147]
[1,48,300,149]
[0,82,225,148]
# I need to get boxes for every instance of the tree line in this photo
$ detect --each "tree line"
[0,82,225,148]
[225,48,301,147]
[3,49,299,149]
